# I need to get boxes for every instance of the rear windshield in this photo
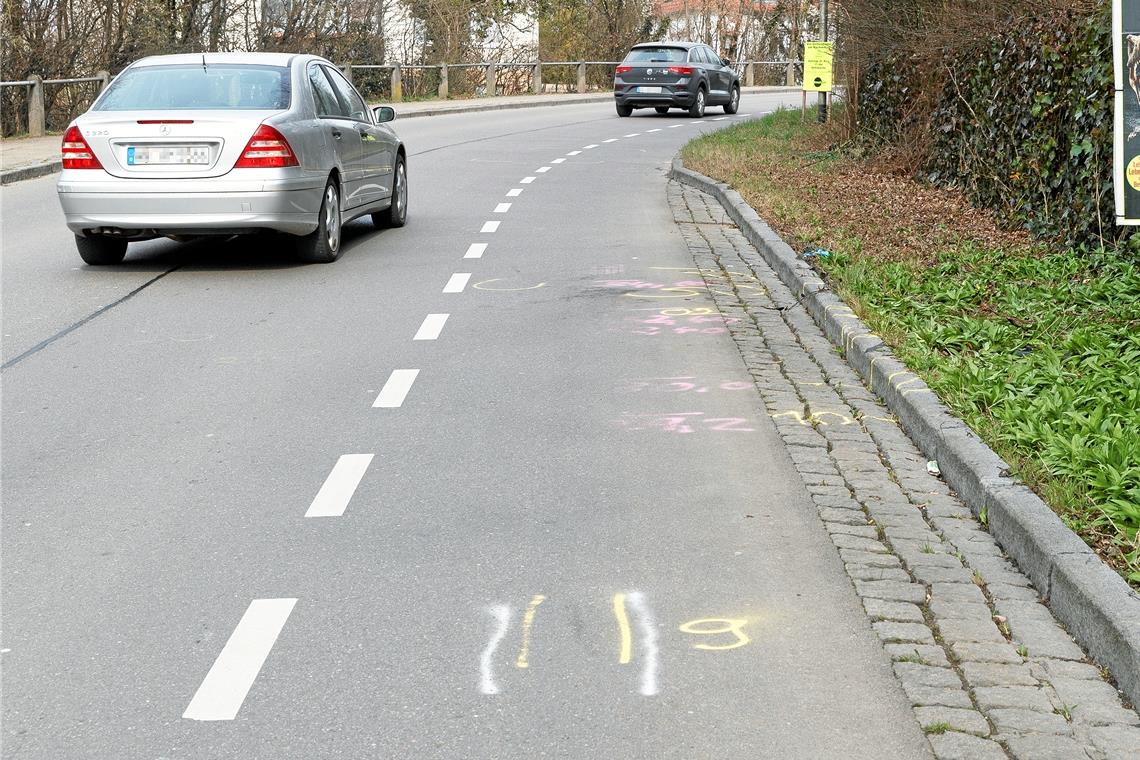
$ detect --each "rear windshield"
[624,47,688,63]
[95,64,291,111]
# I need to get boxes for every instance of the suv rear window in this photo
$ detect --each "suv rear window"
[95,64,291,111]
[624,47,687,63]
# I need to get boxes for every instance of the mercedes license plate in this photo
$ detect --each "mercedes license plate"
[127,145,210,166]
[638,86,663,94]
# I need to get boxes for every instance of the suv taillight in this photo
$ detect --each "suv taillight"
[234,124,299,168]
[61,126,103,169]
[668,66,694,76]
[615,65,633,75]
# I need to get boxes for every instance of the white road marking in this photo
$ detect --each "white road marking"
[480,605,512,695]
[712,117,727,121]
[305,455,374,518]
[647,129,662,133]
[739,113,752,117]
[183,598,297,721]
[414,313,450,341]
[506,188,523,197]
[627,592,659,696]
[603,138,618,143]
[624,133,640,137]
[583,144,599,149]
[494,203,512,213]
[566,150,581,156]
[668,124,684,128]
[551,158,566,164]
[443,273,472,293]
[536,166,551,173]
[480,221,500,233]
[520,176,536,184]
[373,369,420,408]
[464,243,488,259]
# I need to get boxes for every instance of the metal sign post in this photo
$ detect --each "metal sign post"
[1115,0,1140,224]
[803,42,834,124]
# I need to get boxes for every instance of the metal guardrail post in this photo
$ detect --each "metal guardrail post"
[344,64,353,84]
[485,62,496,96]
[28,75,45,137]
[391,65,402,102]
[96,70,111,94]
[745,63,754,87]
[438,65,448,99]
[532,63,541,95]
[576,62,586,93]
[786,61,796,87]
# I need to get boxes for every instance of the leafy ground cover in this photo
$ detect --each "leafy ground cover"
[683,109,1140,581]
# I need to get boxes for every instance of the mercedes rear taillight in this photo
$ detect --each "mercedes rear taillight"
[234,124,299,168]
[61,126,103,169]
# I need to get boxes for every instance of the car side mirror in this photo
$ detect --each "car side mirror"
[722,58,732,67]
[372,106,395,124]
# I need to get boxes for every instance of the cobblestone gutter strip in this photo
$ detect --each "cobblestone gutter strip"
[669,157,1140,709]
[666,180,1140,759]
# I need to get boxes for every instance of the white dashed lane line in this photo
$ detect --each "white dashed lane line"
[506,189,523,197]
[520,176,536,184]
[305,454,374,518]
[551,158,566,164]
[414,313,450,341]
[183,599,297,721]
[373,369,420,408]
[669,124,684,128]
[584,144,599,149]
[536,166,551,173]
[464,243,488,259]
[566,150,581,156]
[480,221,500,233]
[494,203,512,213]
[603,138,618,143]
[443,272,472,293]
[646,129,661,133]
[624,133,640,137]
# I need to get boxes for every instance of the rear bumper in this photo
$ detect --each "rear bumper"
[56,171,325,237]
[614,86,694,109]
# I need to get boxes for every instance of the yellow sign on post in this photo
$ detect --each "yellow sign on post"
[803,42,834,92]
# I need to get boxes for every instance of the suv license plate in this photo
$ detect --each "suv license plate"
[638,86,663,94]
[127,145,210,166]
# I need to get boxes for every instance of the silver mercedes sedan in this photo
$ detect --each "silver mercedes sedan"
[56,52,407,265]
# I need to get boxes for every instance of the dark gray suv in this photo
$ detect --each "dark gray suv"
[613,41,741,118]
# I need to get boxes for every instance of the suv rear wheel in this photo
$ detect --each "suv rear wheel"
[724,85,740,115]
[688,87,706,118]
[616,104,633,117]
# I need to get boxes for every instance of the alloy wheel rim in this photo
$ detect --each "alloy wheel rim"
[325,185,340,251]
[698,91,705,115]
[395,164,406,218]
[732,89,739,109]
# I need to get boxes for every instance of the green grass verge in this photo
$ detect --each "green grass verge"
[683,110,1140,581]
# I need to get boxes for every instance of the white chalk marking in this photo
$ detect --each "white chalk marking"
[480,221,500,233]
[305,455,374,518]
[603,138,618,143]
[464,243,488,259]
[373,369,420,408]
[627,591,659,696]
[493,203,512,213]
[183,598,297,721]
[566,150,581,156]
[520,176,536,184]
[536,166,551,173]
[624,133,641,137]
[480,605,512,695]
[443,273,472,293]
[413,313,450,341]
[506,188,523,197]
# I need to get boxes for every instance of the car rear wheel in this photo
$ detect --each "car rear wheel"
[688,87,707,118]
[724,85,740,114]
[372,155,408,228]
[296,179,341,263]
[655,106,670,114]
[616,104,633,117]
[75,234,127,265]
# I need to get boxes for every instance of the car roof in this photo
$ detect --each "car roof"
[630,41,701,49]
[130,52,315,68]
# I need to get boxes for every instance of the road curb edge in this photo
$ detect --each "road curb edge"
[669,155,1140,707]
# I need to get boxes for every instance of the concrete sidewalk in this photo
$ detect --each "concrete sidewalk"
[0,87,793,185]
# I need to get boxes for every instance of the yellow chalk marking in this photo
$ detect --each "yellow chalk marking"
[771,410,810,426]
[896,376,923,389]
[812,411,855,426]
[888,370,914,383]
[515,594,546,669]
[679,618,751,651]
[613,593,632,664]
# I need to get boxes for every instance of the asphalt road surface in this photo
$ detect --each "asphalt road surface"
[2,96,932,758]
